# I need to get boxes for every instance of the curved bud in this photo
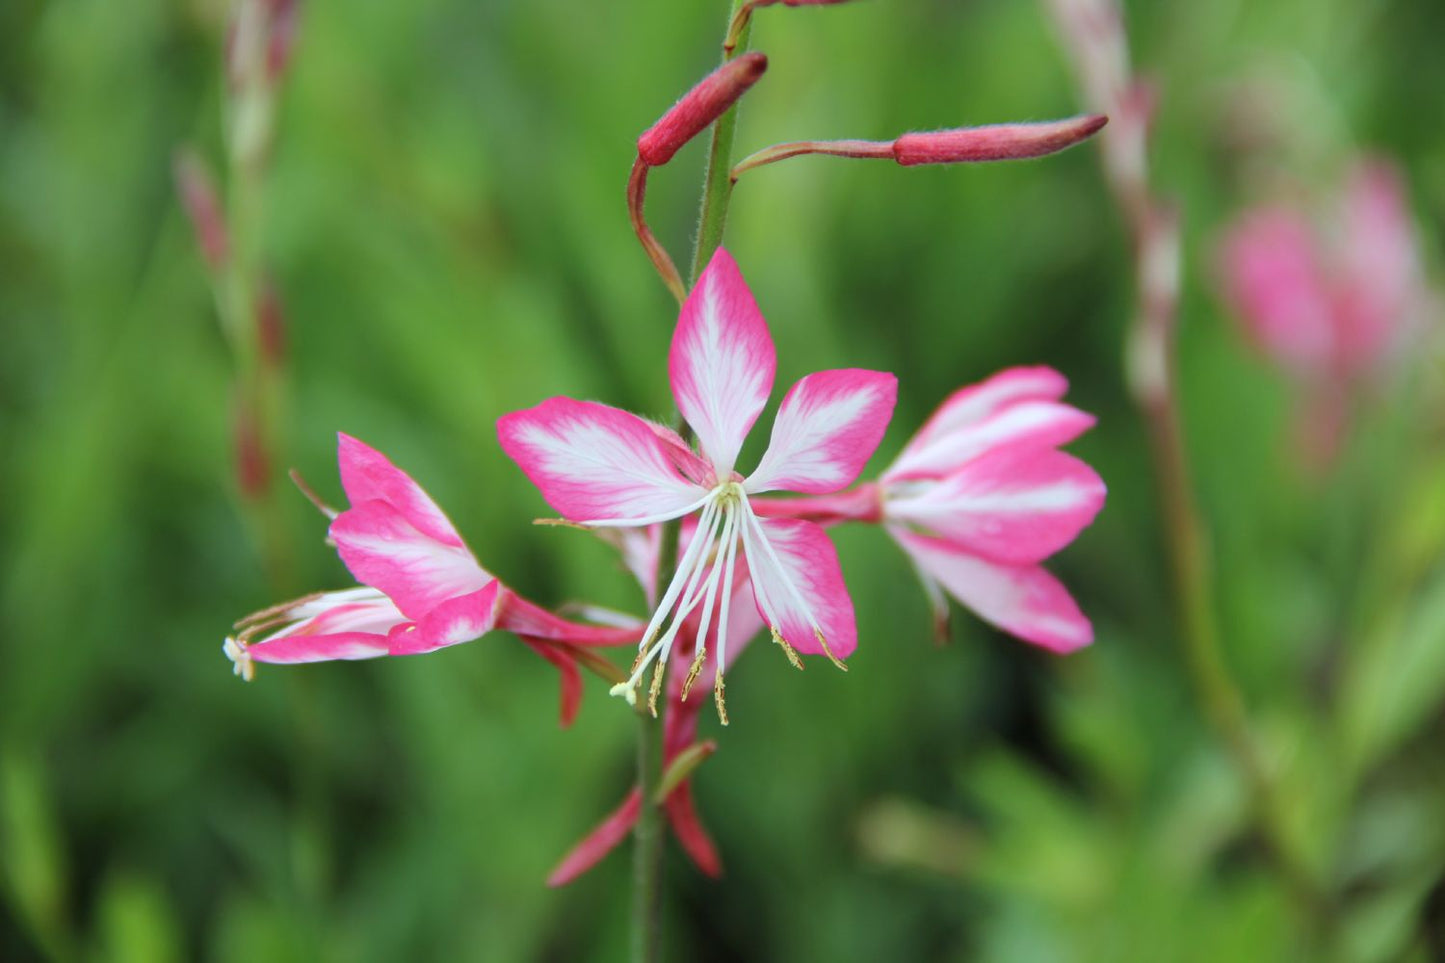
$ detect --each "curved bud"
[638,53,769,167]
[892,114,1107,166]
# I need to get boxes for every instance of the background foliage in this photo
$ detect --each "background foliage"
[3,0,1444,959]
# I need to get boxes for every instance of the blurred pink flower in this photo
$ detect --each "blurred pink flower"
[1217,158,1424,383]
[224,434,637,726]
[755,367,1105,652]
[498,248,896,717]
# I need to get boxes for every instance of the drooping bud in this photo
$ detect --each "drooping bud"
[892,114,1108,166]
[173,149,229,270]
[638,53,768,167]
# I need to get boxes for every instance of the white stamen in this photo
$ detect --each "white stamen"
[611,492,728,700]
[738,491,828,641]
[686,502,738,677]
[712,495,743,689]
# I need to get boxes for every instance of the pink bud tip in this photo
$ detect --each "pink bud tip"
[173,150,229,269]
[892,114,1108,166]
[638,53,768,167]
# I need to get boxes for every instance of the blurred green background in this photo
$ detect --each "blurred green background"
[3,0,1444,959]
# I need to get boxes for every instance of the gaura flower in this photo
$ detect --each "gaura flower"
[224,433,637,726]
[754,366,1105,652]
[498,248,896,719]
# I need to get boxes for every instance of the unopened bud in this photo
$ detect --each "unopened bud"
[233,402,271,500]
[892,114,1107,166]
[264,0,300,83]
[257,278,287,369]
[638,53,768,167]
[173,149,229,270]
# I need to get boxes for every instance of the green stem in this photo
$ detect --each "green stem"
[631,8,754,961]
[689,1,753,286]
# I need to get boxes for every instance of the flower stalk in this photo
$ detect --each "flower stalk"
[634,6,753,958]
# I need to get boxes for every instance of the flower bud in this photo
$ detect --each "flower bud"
[257,278,287,369]
[892,114,1107,166]
[638,53,768,167]
[173,149,229,270]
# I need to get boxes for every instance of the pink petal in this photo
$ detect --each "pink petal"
[883,401,1095,482]
[745,369,897,495]
[525,639,585,728]
[665,784,723,878]
[1216,207,1336,375]
[547,790,642,887]
[497,398,708,523]
[743,516,857,660]
[330,501,493,620]
[336,434,468,548]
[886,448,1106,564]
[499,595,640,647]
[1335,158,1419,373]
[670,248,776,476]
[888,367,1068,474]
[891,528,1091,653]
[248,631,393,664]
[385,582,502,655]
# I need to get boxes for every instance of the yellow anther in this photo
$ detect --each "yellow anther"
[647,658,666,717]
[713,673,729,726]
[681,643,708,700]
[815,629,848,671]
[770,628,804,670]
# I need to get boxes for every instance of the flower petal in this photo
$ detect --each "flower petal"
[664,784,723,878]
[886,448,1106,564]
[887,367,1069,477]
[385,582,502,655]
[499,595,640,647]
[742,514,857,660]
[883,401,1095,481]
[330,501,493,620]
[525,639,585,728]
[745,369,897,495]
[1216,207,1336,375]
[670,248,776,476]
[891,528,1091,652]
[547,790,642,887]
[248,631,393,664]
[497,398,708,524]
[336,434,467,548]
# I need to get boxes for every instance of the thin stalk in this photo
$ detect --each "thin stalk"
[632,8,754,960]
[689,1,753,285]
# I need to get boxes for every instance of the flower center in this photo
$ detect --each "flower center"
[610,482,744,721]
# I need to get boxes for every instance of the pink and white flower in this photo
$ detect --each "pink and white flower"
[498,248,896,716]
[755,366,1105,652]
[224,433,637,726]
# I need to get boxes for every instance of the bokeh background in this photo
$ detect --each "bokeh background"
[3,0,1445,959]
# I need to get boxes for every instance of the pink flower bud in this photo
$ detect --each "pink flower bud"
[233,401,271,500]
[257,278,287,369]
[892,114,1108,166]
[173,149,229,270]
[637,53,768,167]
